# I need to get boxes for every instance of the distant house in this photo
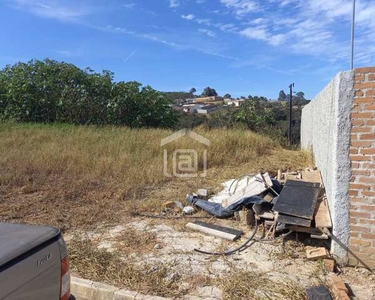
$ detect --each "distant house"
[223,98,245,107]
[196,105,219,114]
[185,98,196,104]
[182,104,204,113]
[232,99,245,107]
[195,96,223,104]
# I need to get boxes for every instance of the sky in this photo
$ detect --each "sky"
[0,0,375,99]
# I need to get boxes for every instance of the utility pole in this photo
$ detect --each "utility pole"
[288,83,294,145]
[351,0,356,70]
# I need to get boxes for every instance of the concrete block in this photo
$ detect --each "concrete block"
[71,277,119,300]
[114,289,171,300]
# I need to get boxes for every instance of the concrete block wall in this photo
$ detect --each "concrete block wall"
[348,67,375,269]
[301,71,353,264]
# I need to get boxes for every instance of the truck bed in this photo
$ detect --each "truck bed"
[0,222,60,269]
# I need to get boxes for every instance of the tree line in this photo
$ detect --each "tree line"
[0,59,177,128]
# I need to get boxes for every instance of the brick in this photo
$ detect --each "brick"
[359,177,375,184]
[368,74,375,81]
[350,211,371,218]
[352,119,365,126]
[365,104,375,110]
[362,191,375,197]
[350,155,371,161]
[354,97,374,104]
[351,197,370,203]
[362,163,375,168]
[351,134,358,141]
[323,259,335,272]
[360,148,375,154]
[351,112,373,119]
[361,205,375,211]
[350,183,370,189]
[350,238,371,246]
[362,233,375,239]
[350,225,370,233]
[349,189,359,196]
[360,133,375,140]
[352,127,372,133]
[356,67,375,73]
[361,247,375,255]
[354,82,375,89]
[359,219,375,225]
[350,148,358,155]
[352,170,370,176]
[367,90,375,97]
[351,141,372,147]
[350,232,360,238]
[367,119,375,125]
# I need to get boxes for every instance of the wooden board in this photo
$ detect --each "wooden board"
[278,214,312,227]
[314,199,332,228]
[222,173,272,208]
[290,226,322,234]
[186,221,243,241]
[273,180,321,220]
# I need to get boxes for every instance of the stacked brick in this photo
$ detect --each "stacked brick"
[349,67,375,269]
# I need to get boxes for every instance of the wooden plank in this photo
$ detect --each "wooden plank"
[314,199,332,228]
[290,226,322,234]
[273,180,321,220]
[278,214,312,227]
[186,221,243,241]
[222,173,272,208]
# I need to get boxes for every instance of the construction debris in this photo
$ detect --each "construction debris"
[234,210,255,226]
[273,180,321,221]
[327,275,350,300]
[186,221,243,241]
[306,246,329,260]
[323,259,335,272]
[182,206,195,215]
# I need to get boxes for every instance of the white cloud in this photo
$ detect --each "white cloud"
[220,0,258,17]
[181,14,195,20]
[198,28,216,37]
[240,26,287,46]
[169,0,180,8]
[9,0,92,21]
[196,0,205,3]
[122,3,136,9]
[54,49,84,57]
[124,50,137,63]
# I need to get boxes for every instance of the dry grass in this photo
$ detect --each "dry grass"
[114,227,158,254]
[68,237,186,298]
[218,269,308,300]
[0,122,312,231]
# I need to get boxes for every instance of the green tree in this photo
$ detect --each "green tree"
[0,59,177,128]
[201,87,218,97]
[189,87,196,94]
[278,90,287,101]
[223,93,231,99]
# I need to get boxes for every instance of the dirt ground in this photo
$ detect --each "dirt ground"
[66,216,375,300]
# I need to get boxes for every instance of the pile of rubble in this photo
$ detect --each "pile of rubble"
[177,169,355,299]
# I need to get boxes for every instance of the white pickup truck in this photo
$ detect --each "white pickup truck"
[0,222,72,300]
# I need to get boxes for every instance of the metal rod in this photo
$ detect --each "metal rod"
[288,83,294,145]
[351,0,356,70]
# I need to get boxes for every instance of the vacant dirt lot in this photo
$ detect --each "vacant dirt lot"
[1,123,373,299]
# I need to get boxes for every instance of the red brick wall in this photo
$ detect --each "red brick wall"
[349,67,375,269]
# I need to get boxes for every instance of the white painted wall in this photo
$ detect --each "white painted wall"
[301,71,354,263]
